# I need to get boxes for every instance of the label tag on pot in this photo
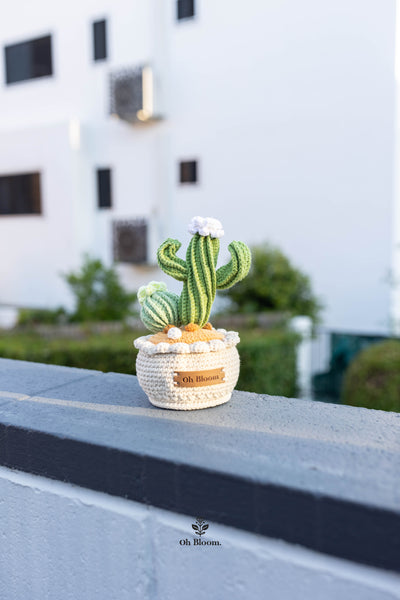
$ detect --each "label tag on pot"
[173,368,225,387]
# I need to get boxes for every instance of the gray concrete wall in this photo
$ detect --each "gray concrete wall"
[0,358,399,598]
[0,466,399,600]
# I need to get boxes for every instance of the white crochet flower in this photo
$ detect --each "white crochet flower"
[137,281,167,305]
[167,327,182,340]
[188,216,224,239]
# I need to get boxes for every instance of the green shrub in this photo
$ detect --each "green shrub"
[342,340,400,412]
[223,243,322,325]
[0,328,299,397]
[63,255,136,322]
[237,330,299,397]
[0,331,139,375]
[18,307,69,326]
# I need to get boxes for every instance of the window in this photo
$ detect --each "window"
[113,220,147,264]
[177,0,195,20]
[109,67,144,122]
[179,160,198,184]
[0,173,41,215]
[4,36,52,84]
[93,19,107,61]
[96,168,112,208]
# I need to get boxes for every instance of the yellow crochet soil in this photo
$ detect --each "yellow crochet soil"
[149,324,224,345]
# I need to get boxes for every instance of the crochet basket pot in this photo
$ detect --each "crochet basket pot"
[134,330,240,410]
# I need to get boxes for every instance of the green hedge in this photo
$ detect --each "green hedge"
[0,328,299,398]
[236,330,299,396]
[342,340,400,412]
[0,331,137,376]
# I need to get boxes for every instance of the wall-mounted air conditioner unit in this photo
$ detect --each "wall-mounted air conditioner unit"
[109,66,159,124]
[113,219,148,264]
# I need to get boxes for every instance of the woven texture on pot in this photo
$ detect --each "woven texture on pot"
[134,330,240,410]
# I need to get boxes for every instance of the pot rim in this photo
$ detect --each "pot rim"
[133,329,240,355]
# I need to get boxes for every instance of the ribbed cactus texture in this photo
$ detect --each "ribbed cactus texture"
[138,282,180,332]
[157,221,251,327]
[140,290,180,332]
[179,234,219,327]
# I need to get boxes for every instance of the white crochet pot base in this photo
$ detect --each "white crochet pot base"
[134,331,240,411]
[148,392,233,411]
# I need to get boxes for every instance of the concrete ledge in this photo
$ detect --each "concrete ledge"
[0,358,399,573]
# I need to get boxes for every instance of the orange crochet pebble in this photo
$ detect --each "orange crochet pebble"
[163,324,175,333]
[203,322,213,330]
[149,326,223,345]
[185,323,200,332]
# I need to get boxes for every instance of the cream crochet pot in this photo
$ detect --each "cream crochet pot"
[134,330,240,410]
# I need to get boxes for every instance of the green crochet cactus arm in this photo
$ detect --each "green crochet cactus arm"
[157,239,187,282]
[179,234,220,327]
[216,241,252,290]
[154,217,252,328]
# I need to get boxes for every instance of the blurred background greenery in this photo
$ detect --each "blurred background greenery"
[2,248,399,411]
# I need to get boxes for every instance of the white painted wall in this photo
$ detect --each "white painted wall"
[0,466,398,600]
[170,0,396,333]
[391,0,400,335]
[0,0,396,331]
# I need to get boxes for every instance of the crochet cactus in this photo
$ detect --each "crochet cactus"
[138,281,180,333]
[157,217,251,328]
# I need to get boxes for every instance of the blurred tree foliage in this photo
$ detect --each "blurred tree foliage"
[64,255,136,322]
[223,243,322,324]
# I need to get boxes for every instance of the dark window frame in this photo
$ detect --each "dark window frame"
[179,160,198,185]
[93,19,108,62]
[113,219,148,264]
[4,35,53,85]
[177,0,195,21]
[96,168,112,209]
[0,172,42,216]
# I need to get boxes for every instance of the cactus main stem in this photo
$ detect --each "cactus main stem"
[157,225,251,329]
[179,234,220,327]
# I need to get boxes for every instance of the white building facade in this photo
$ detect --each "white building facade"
[0,0,397,332]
